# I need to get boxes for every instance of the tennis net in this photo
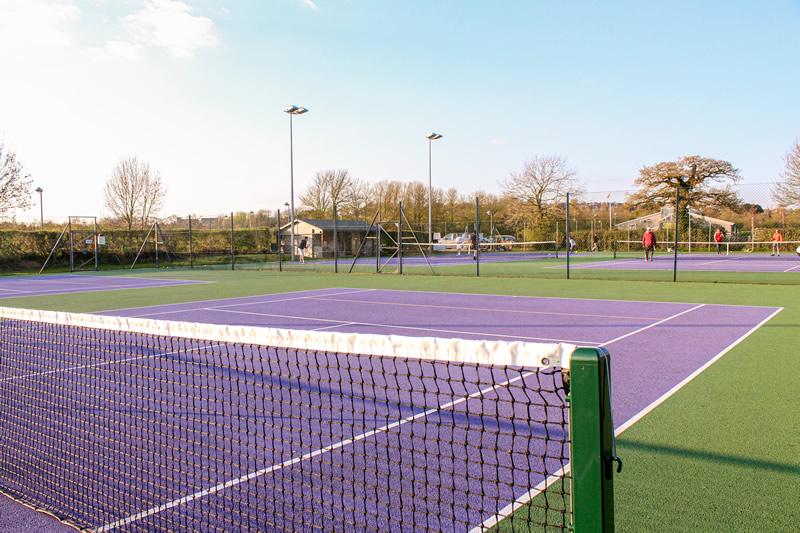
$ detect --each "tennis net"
[0,307,613,532]
[613,239,800,258]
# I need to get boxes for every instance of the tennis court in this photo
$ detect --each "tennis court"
[0,274,207,297]
[564,252,800,273]
[0,288,780,531]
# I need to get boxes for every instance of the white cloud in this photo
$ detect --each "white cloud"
[123,0,220,60]
[0,0,80,48]
[488,139,507,145]
[89,40,144,61]
[301,0,320,12]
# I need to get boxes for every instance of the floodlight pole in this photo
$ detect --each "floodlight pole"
[426,132,443,248]
[285,105,309,261]
[35,187,43,230]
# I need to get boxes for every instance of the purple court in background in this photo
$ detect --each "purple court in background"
[565,252,800,272]
[0,274,206,298]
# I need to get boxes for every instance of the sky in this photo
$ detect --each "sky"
[1,0,798,223]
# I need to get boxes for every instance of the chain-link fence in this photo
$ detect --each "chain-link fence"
[2,183,798,284]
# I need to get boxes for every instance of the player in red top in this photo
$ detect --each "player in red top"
[714,228,725,255]
[771,229,783,256]
[642,227,657,262]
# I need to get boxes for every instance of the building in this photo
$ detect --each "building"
[277,219,374,258]
[616,206,735,234]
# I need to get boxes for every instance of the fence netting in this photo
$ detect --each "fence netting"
[2,183,798,284]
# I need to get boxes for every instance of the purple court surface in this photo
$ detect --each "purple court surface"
[1,288,781,531]
[323,249,558,267]
[0,274,206,298]
[566,252,800,272]
[66,288,778,530]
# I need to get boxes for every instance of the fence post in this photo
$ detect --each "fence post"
[673,185,680,282]
[278,209,282,272]
[566,192,571,279]
[334,203,339,273]
[189,215,194,269]
[398,202,403,275]
[230,211,235,270]
[475,197,480,277]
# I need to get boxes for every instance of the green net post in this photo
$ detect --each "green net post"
[567,347,617,532]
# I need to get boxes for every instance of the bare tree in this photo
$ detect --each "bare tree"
[342,179,372,219]
[103,156,167,231]
[501,155,582,228]
[773,140,800,208]
[0,145,33,217]
[299,169,354,218]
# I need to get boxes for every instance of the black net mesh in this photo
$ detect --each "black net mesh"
[0,317,570,532]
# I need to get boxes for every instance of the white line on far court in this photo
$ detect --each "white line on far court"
[96,370,534,532]
[117,289,377,319]
[200,307,600,346]
[599,304,705,347]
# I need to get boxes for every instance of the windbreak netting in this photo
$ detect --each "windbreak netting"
[0,308,575,532]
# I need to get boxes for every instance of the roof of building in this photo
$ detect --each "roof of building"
[279,219,372,232]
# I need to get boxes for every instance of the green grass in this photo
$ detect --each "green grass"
[1,269,798,530]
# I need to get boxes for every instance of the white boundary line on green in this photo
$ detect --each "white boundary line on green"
[471,304,783,532]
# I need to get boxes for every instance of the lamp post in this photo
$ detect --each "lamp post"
[35,187,43,230]
[285,105,309,261]
[249,210,255,254]
[425,132,443,246]
[283,202,290,256]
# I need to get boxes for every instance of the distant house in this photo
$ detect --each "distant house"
[277,219,374,258]
[616,206,735,234]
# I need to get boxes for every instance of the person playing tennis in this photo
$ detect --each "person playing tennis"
[771,229,783,256]
[470,232,477,260]
[642,227,657,262]
[714,228,725,255]
[298,237,307,263]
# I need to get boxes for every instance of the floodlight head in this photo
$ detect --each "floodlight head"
[284,202,290,207]
[487,210,492,215]
[295,107,309,114]
[426,132,443,140]
[284,105,299,113]
[35,187,43,193]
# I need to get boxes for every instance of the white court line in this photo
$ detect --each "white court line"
[612,306,783,435]
[598,304,705,347]
[311,322,356,331]
[371,287,780,309]
[0,288,28,293]
[120,289,378,319]
[0,351,178,383]
[472,302,705,531]
[100,288,376,315]
[783,264,800,272]
[199,307,599,346]
[474,305,783,532]
[96,369,533,532]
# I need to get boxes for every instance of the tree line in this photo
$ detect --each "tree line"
[2,141,800,235]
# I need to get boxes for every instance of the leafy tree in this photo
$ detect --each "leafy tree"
[500,155,582,229]
[628,155,741,211]
[0,145,33,216]
[103,156,166,231]
[773,140,800,208]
